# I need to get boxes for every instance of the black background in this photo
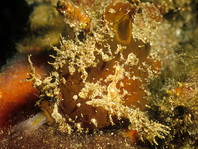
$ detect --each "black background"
[0,0,32,68]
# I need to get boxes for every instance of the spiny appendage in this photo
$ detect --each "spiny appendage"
[49,29,114,81]
[87,98,170,145]
[127,110,170,145]
[51,102,73,134]
[27,55,61,99]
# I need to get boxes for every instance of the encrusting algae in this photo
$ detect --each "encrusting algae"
[27,0,170,144]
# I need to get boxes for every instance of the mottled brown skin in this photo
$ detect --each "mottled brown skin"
[60,71,111,129]
[58,2,160,130]
[60,46,150,129]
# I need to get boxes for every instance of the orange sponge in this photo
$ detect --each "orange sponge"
[0,54,47,127]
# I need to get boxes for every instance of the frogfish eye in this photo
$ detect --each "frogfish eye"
[104,2,137,45]
[114,15,132,44]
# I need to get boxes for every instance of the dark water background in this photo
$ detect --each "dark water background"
[0,0,32,68]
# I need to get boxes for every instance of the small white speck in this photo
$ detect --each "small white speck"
[77,103,81,107]
[73,95,78,100]
[109,8,116,13]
